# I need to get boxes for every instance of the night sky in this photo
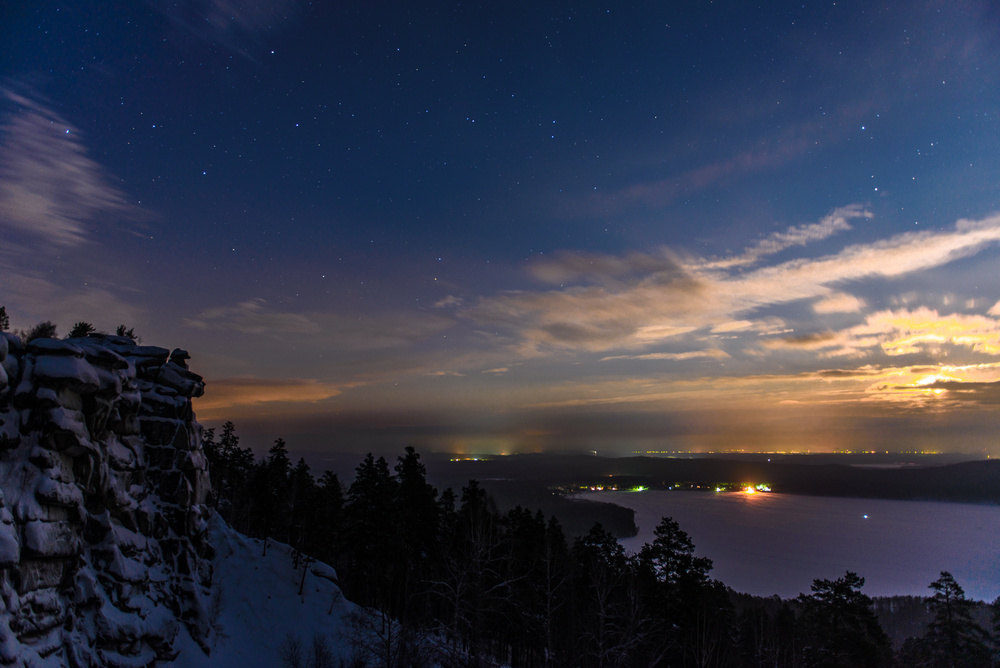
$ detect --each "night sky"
[4,1,1000,456]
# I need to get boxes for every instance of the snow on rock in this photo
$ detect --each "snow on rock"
[0,334,360,667]
[0,334,215,666]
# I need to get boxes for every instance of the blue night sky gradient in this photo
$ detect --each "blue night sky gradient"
[3,0,1000,454]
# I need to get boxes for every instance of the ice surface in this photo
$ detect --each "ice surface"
[580,490,1000,601]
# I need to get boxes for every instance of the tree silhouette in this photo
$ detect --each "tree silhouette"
[115,324,141,342]
[899,571,993,668]
[68,321,96,338]
[343,454,399,609]
[23,321,57,341]
[797,571,890,667]
[634,516,724,664]
[393,446,440,622]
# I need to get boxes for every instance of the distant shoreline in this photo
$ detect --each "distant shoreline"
[426,452,1000,506]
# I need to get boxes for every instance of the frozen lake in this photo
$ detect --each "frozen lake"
[577,490,1000,601]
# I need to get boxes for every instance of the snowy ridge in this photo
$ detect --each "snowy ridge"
[0,334,214,666]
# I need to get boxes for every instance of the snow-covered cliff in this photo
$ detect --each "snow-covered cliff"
[0,333,215,665]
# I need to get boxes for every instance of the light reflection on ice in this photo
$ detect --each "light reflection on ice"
[579,490,1000,601]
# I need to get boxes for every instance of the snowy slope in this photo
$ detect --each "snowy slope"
[172,514,357,667]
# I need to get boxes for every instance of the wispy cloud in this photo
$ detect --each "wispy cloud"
[528,249,686,286]
[0,91,129,247]
[184,299,323,335]
[813,292,867,314]
[153,0,306,58]
[0,91,147,331]
[589,130,817,213]
[185,298,455,350]
[700,205,867,270]
[0,271,145,335]
[762,332,839,351]
[195,376,343,419]
[601,349,729,362]
[465,209,1000,357]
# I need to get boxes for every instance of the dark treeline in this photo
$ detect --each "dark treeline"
[203,423,1000,667]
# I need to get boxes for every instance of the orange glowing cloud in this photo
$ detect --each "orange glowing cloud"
[194,377,344,419]
[830,308,1000,358]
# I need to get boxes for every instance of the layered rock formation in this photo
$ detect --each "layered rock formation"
[0,333,214,666]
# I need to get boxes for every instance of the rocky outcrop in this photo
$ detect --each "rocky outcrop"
[0,333,214,666]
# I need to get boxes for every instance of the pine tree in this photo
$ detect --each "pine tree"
[115,324,140,342]
[205,421,255,531]
[572,523,640,667]
[68,321,96,338]
[288,457,317,559]
[393,447,440,621]
[313,471,344,563]
[541,516,571,665]
[920,572,992,667]
[633,516,722,665]
[797,571,890,668]
[343,454,399,609]
[637,516,712,590]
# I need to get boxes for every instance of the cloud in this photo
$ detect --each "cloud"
[529,249,685,285]
[834,308,1000,358]
[194,376,343,419]
[0,271,146,335]
[184,299,322,335]
[813,292,867,314]
[0,92,129,247]
[570,103,871,219]
[763,332,838,351]
[466,278,706,354]
[434,295,464,309]
[153,0,306,57]
[812,366,885,379]
[711,318,789,335]
[185,298,455,349]
[601,349,729,362]
[716,213,1000,313]
[702,205,866,270]
[592,130,817,212]
[857,362,1000,410]
[464,209,1000,357]
[921,380,1000,406]
[710,320,755,333]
